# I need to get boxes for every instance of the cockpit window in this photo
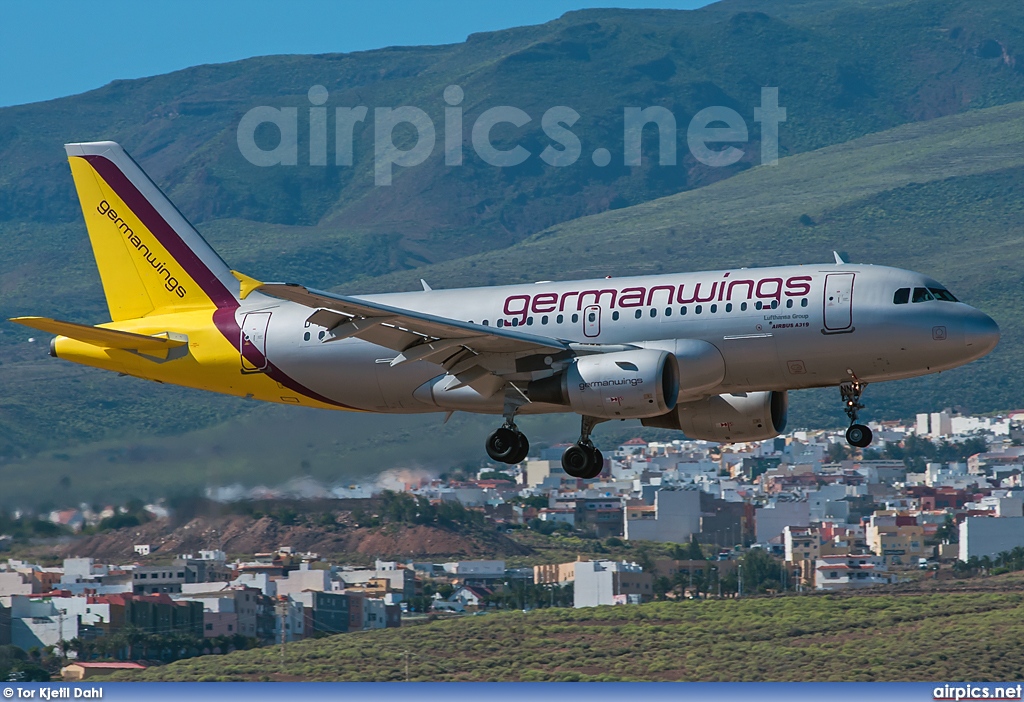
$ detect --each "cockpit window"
[912,287,934,303]
[893,288,910,305]
[929,287,958,302]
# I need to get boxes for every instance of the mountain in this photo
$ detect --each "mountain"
[2,0,1024,492]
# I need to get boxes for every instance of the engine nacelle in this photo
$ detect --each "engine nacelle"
[528,349,679,419]
[641,390,788,443]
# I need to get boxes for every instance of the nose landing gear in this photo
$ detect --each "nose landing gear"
[840,379,873,448]
[561,416,606,480]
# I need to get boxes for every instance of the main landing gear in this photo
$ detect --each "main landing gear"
[840,379,873,448]
[485,423,530,464]
[485,391,530,465]
[560,416,606,480]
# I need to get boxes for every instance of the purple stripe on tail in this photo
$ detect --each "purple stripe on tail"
[81,154,237,309]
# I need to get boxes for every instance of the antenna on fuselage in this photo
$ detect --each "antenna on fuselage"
[833,251,848,265]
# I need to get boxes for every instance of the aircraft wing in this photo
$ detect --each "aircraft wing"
[256,282,577,397]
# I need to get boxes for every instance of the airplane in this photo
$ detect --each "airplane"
[10,141,1000,480]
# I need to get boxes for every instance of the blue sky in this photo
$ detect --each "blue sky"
[0,0,712,108]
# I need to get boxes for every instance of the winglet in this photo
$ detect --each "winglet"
[420,279,432,292]
[833,251,847,265]
[231,270,264,300]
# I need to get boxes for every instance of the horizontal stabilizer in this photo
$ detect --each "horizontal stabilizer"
[9,317,186,351]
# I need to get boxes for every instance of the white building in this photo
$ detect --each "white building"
[814,555,892,590]
[274,566,332,596]
[441,560,505,582]
[62,558,108,584]
[363,597,388,630]
[975,494,1024,518]
[340,560,418,597]
[7,595,79,650]
[0,572,33,596]
[755,500,810,544]
[574,561,651,608]
[623,488,701,543]
[959,516,1024,561]
[930,412,953,438]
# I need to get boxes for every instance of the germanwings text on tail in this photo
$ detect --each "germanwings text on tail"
[10,142,1000,479]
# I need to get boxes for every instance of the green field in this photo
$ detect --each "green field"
[110,590,1024,681]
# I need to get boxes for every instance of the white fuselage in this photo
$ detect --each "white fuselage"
[241,262,998,414]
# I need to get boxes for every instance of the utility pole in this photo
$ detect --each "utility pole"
[276,598,289,671]
[738,563,743,598]
[403,649,410,681]
[57,607,65,662]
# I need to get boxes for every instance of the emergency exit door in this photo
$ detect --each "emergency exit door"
[240,311,271,371]
[583,305,601,338]
[823,273,855,332]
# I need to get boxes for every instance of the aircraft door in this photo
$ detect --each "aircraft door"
[240,311,271,371]
[583,305,601,338]
[823,273,855,332]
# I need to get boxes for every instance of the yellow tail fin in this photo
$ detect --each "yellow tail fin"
[65,142,241,321]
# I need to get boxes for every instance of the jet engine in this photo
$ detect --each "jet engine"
[641,390,788,443]
[527,349,679,419]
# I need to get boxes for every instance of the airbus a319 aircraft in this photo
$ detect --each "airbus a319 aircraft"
[11,142,1000,479]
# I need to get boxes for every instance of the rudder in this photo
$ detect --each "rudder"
[65,141,240,320]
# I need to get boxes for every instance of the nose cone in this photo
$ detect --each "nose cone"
[964,310,1000,359]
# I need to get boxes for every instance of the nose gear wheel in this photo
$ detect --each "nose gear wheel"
[840,380,872,448]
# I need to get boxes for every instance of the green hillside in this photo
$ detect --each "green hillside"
[111,590,1024,681]
[3,0,1024,489]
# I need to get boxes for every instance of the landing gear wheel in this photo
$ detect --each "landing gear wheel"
[507,434,530,464]
[846,424,872,448]
[561,444,592,478]
[486,426,524,463]
[562,443,603,479]
[585,448,605,479]
[839,379,871,448]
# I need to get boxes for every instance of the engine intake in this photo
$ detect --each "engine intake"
[641,390,788,443]
[528,349,679,419]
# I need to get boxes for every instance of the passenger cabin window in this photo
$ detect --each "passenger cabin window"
[912,287,934,303]
[893,288,910,304]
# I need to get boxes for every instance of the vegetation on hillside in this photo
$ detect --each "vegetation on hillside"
[110,591,1024,681]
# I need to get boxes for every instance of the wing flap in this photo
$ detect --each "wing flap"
[9,316,187,352]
